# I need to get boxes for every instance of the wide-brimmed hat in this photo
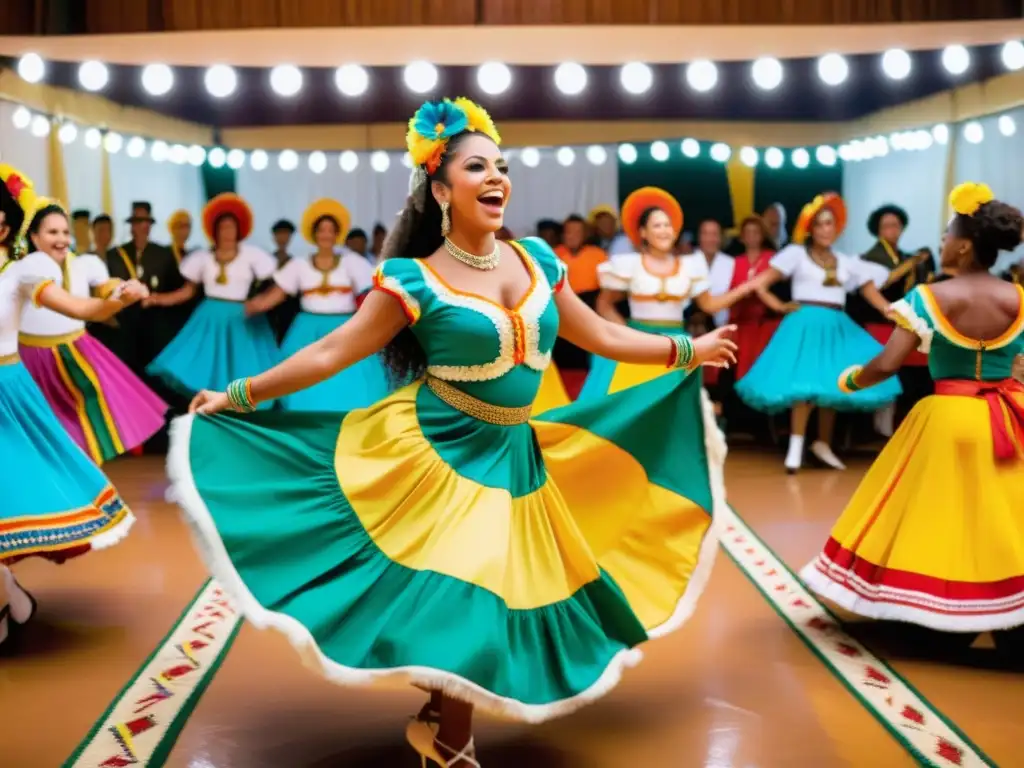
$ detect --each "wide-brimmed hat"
[301,198,351,245]
[620,187,684,247]
[792,193,847,245]
[202,193,253,243]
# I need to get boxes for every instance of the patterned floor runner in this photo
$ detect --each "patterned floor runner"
[718,505,996,768]
[64,580,242,768]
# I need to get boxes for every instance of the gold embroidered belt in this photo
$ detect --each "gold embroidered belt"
[0,352,20,366]
[18,327,84,348]
[18,329,85,348]
[424,375,532,426]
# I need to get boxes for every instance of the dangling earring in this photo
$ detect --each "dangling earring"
[440,201,451,237]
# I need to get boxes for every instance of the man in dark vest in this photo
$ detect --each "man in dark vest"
[267,218,299,342]
[847,204,932,434]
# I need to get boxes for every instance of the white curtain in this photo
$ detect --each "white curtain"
[105,150,205,245]
[953,109,1024,274]
[0,101,50,200]
[0,100,205,247]
[237,146,618,253]
[837,140,950,262]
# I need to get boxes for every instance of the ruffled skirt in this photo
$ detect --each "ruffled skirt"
[167,370,724,721]
[19,331,167,463]
[0,361,133,565]
[801,386,1024,631]
[278,312,391,411]
[735,305,902,413]
[147,298,280,409]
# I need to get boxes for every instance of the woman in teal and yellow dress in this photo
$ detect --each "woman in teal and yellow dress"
[579,187,758,401]
[802,182,1024,638]
[167,98,738,767]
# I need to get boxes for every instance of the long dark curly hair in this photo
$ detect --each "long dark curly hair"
[0,182,26,256]
[378,130,485,385]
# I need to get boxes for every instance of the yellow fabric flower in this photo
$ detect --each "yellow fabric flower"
[453,97,501,145]
[949,182,994,216]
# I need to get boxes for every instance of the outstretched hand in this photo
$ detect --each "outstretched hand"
[189,389,233,415]
[693,324,738,369]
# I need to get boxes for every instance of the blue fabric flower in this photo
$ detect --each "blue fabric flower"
[412,100,469,141]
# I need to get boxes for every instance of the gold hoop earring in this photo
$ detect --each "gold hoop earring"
[440,202,451,237]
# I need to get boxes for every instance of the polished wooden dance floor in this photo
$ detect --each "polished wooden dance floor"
[2,450,1020,767]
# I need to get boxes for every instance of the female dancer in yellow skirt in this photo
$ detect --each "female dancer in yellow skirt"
[168,98,738,766]
[802,182,1024,635]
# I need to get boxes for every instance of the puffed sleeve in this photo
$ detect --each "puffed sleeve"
[768,244,805,277]
[373,258,425,325]
[272,258,302,296]
[888,285,935,353]
[80,254,121,298]
[515,236,568,293]
[843,254,889,291]
[247,246,278,282]
[681,254,712,296]
[179,250,207,284]
[597,252,640,292]
[17,251,63,307]
[341,251,375,295]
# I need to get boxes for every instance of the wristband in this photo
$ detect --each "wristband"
[837,365,864,393]
[668,334,697,371]
[226,377,257,412]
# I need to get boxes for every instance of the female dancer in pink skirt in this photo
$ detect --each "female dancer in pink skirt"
[18,211,167,464]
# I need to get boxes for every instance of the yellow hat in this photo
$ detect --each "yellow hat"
[301,198,351,245]
[167,209,192,231]
[588,205,618,225]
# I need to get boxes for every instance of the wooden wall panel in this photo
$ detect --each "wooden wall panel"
[479,0,1024,25]
[17,0,1024,34]
[0,0,37,35]
[160,0,476,31]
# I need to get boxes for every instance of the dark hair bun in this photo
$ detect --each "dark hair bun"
[973,200,1023,267]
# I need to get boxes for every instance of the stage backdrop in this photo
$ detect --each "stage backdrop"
[0,100,206,248]
[235,146,618,253]
[617,140,844,243]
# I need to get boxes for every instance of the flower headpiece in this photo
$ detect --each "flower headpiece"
[949,182,994,217]
[620,187,683,247]
[0,163,39,238]
[407,98,501,175]
[202,193,253,243]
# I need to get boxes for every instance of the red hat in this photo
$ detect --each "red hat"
[202,193,253,243]
[620,187,683,247]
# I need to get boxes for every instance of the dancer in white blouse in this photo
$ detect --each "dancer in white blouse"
[18,231,166,464]
[736,193,902,472]
[144,193,280,408]
[246,198,390,410]
[0,170,144,645]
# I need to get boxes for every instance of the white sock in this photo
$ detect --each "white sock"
[2,567,34,624]
[811,440,847,470]
[785,434,805,470]
[873,404,896,437]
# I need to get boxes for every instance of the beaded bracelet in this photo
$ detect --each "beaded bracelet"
[837,365,864,394]
[668,334,698,371]
[226,377,257,412]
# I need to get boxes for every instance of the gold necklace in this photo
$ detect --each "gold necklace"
[444,237,500,271]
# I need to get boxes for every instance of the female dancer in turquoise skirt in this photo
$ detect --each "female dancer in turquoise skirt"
[144,193,280,407]
[245,197,390,410]
[168,98,738,766]
[0,167,144,645]
[736,193,903,472]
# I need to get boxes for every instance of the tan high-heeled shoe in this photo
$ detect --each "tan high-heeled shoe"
[406,720,480,767]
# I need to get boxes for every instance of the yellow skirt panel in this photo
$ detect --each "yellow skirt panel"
[829,394,1024,583]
